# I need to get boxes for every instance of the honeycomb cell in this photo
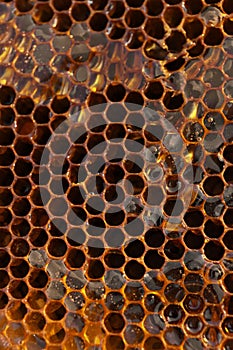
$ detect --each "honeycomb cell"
[204,218,224,238]
[44,323,65,344]
[184,209,204,227]
[106,335,124,350]
[164,240,185,260]
[0,107,15,126]
[9,280,28,299]
[34,4,54,23]
[145,18,165,40]
[164,6,183,28]
[16,117,34,135]
[10,259,29,278]
[183,294,204,314]
[66,248,85,269]
[204,240,225,261]
[6,300,27,321]
[223,0,233,14]
[46,281,64,303]
[66,228,85,247]
[223,145,233,163]
[124,303,144,323]
[124,324,144,345]
[89,13,108,32]
[204,68,224,87]
[167,33,187,54]
[54,13,72,32]
[33,44,53,64]
[164,198,184,216]
[15,0,33,12]
[16,13,35,32]
[164,326,184,346]
[110,26,125,44]
[204,27,224,45]
[0,229,11,247]
[125,260,145,280]
[184,229,204,249]
[144,337,165,350]
[71,4,90,22]
[185,316,203,335]
[204,197,225,217]
[85,281,105,301]
[49,197,68,216]
[203,175,224,196]
[144,81,164,99]
[183,17,203,39]
[0,292,8,309]
[184,251,204,271]
[204,112,224,132]
[144,250,165,269]
[52,0,71,11]
[204,133,224,153]
[0,86,15,105]
[163,91,184,110]
[85,302,104,322]
[184,273,204,292]
[14,137,33,156]
[45,301,66,321]
[209,265,223,281]
[51,96,70,114]
[224,37,233,55]
[47,238,67,257]
[224,166,233,184]
[146,0,163,15]
[108,1,125,19]
[224,79,233,100]
[123,283,143,303]
[144,40,168,61]
[204,284,224,304]
[104,312,125,333]
[27,291,46,310]
[87,260,105,279]
[164,304,184,324]
[5,323,26,345]
[223,124,233,142]
[28,269,48,289]
[105,250,125,268]
[223,18,233,35]
[65,312,84,334]
[223,230,233,250]
[163,262,184,282]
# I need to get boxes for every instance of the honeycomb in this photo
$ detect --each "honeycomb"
[0,0,233,348]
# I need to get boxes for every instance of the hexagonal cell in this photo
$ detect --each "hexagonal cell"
[145,18,165,39]
[34,3,53,23]
[201,6,222,25]
[183,17,203,38]
[124,324,144,345]
[165,6,183,28]
[28,249,47,268]
[53,13,72,32]
[25,312,46,332]
[52,0,71,11]
[89,13,108,31]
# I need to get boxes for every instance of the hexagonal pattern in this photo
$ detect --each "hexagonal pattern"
[0,0,233,349]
